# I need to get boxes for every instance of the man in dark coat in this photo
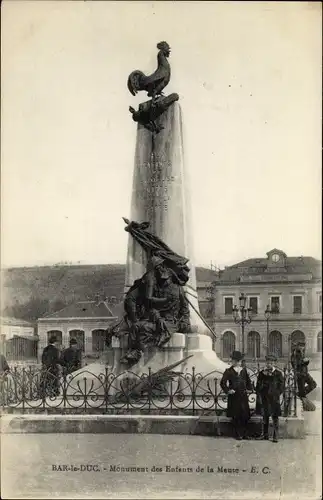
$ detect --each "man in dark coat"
[60,338,82,375]
[0,354,10,375]
[256,354,284,443]
[40,336,61,397]
[291,341,317,398]
[220,351,253,440]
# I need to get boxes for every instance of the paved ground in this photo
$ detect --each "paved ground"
[1,370,321,500]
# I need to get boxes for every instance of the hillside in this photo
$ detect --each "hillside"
[1,264,215,322]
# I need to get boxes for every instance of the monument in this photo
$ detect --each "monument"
[70,41,227,391]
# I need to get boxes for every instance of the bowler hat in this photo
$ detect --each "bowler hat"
[265,354,277,362]
[69,338,78,346]
[297,341,306,346]
[231,350,243,361]
[48,336,57,344]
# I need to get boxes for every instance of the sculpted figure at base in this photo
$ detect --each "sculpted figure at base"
[109,219,191,366]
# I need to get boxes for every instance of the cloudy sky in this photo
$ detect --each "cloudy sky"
[1,1,321,269]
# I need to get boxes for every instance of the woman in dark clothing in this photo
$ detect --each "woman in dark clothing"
[220,351,253,440]
[40,336,61,397]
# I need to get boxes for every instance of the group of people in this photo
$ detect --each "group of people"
[220,342,316,442]
[39,335,82,397]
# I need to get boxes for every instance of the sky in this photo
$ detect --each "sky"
[1,1,322,270]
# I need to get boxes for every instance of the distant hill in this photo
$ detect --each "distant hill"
[1,264,215,323]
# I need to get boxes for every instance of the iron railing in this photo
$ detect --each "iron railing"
[0,365,298,416]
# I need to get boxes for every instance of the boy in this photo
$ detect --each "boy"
[256,354,284,443]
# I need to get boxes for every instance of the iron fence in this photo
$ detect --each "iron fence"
[0,364,297,416]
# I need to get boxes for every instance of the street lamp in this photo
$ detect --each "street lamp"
[264,305,272,356]
[232,293,253,355]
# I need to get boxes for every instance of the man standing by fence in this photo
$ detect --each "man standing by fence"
[40,336,61,398]
[291,341,317,400]
[256,354,284,443]
[60,338,82,375]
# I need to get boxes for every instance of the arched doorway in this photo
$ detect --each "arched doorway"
[69,330,85,352]
[269,331,282,357]
[47,330,62,345]
[317,331,322,353]
[92,329,108,352]
[247,331,260,359]
[291,330,305,350]
[222,331,236,358]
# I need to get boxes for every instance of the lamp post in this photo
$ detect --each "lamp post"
[232,293,253,355]
[264,305,272,356]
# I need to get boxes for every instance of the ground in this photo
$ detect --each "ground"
[1,370,321,500]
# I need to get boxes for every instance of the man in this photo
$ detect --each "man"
[220,351,253,440]
[291,341,317,398]
[60,338,82,375]
[40,336,61,397]
[0,353,10,375]
[120,255,191,365]
[0,353,10,406]
[256,354,284,443]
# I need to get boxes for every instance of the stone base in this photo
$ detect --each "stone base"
[1,413,305,439]
[66,333,228,397]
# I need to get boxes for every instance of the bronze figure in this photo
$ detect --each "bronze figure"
[127,41,171,102]
[129,93,179,134]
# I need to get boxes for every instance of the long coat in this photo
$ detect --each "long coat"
[40,344,60,397]
[60,347,82,375]
[220,366,252,421]
[255,368,284,417]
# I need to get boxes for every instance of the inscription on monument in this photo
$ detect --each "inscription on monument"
[137,153,176,212]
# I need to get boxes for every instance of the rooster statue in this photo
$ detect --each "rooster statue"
[127,41,171,102]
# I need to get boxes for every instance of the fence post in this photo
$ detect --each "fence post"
[148,367,152,414]
[21,368,26,411]
[192,366,196,416]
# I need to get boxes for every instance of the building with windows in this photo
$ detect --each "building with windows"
[0,317,38,364]
[37,297,121,361]
[213,249,322,360]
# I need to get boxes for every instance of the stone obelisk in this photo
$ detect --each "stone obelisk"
[124,99,227,375]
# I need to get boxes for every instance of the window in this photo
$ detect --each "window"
[271,296,280,314]
[293,296,302,314]
[222,331,236,358]
[319,294,322,313]
[249,297,258,314]
[269,331,282,357]
[317,332,322,353]
[92,329,107,352]
[224,297,233,315]
[247,331,260,358]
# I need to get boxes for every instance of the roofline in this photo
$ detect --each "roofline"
[38,316,118,322]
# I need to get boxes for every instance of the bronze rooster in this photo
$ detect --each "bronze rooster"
[127,41,171,101]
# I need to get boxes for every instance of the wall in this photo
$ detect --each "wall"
[37,318,117,358]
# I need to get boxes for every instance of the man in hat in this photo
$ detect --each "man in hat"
[291,341,317,398]
[220,351,253,440]
[40,336,61,397]
[60,338,82,376]
[256,354,284,442]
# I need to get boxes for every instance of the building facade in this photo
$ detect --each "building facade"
[37,298,120,362]
[213,249,322,360]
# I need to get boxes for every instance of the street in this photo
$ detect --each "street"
[1,371,321,500]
